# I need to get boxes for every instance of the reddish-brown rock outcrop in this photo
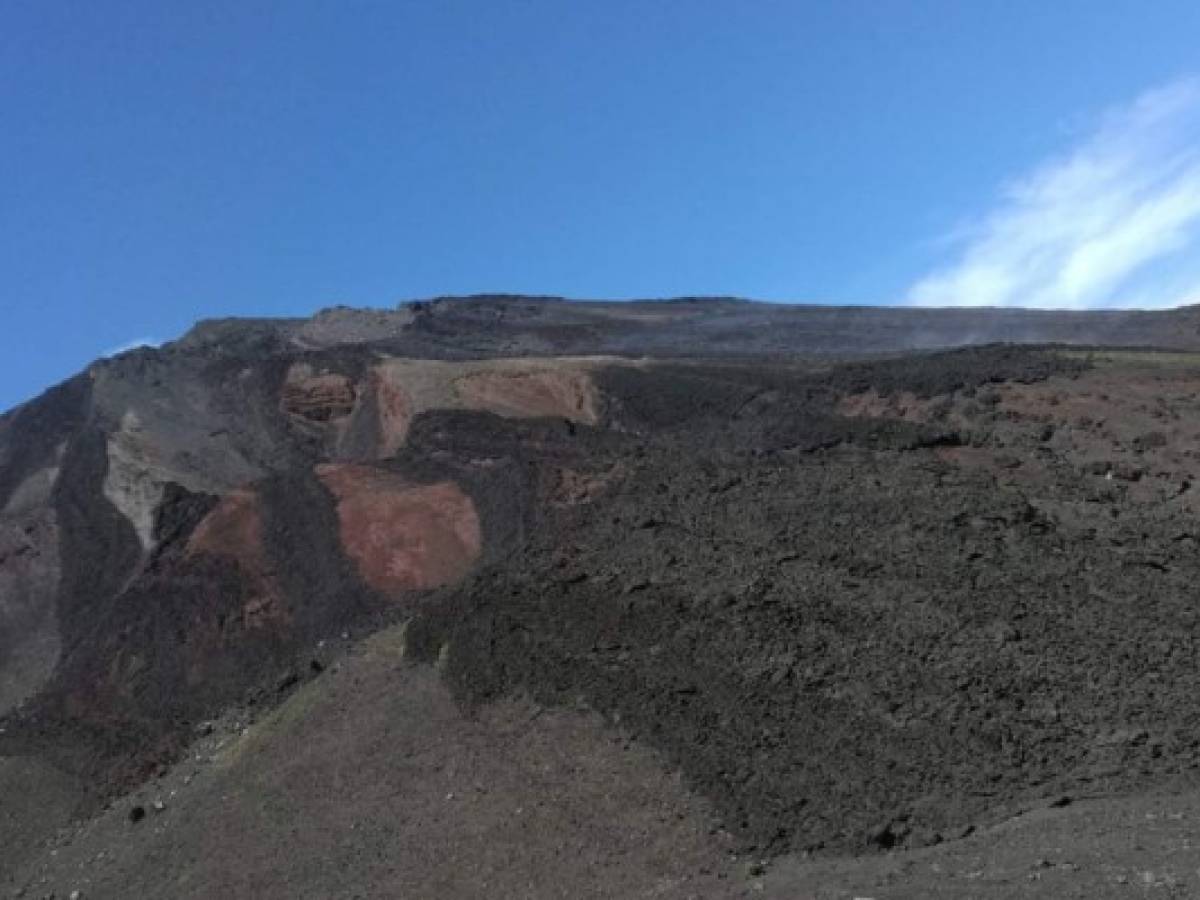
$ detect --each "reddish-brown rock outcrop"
[281,366,357,424]
[316,464,481,596]
[453,368,600,424]
[187,488,286,630]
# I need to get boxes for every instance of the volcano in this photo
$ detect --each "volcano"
[6,296,1200,898]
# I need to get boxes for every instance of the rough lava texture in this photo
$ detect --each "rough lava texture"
[6,297,1200,897]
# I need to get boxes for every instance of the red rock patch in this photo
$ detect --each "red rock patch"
[316,464,481,596]
[186,488,286,629]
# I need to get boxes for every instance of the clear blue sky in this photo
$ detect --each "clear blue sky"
[5,1,1200,411]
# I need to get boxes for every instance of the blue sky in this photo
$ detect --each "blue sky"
[4,1,1200,411]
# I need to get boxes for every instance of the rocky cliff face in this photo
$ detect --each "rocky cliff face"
[6,297,1200,895]
[0,334,623,780]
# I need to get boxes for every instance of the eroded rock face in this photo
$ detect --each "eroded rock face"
[316,464,481,595]
[103,422,166,552]
[279,358,609,461]
[280,365,358,424]
[0,510,60,716]
[363,357,611,459]
[186,488,286,630]
[371,370,413,458]
[453,368,600,425]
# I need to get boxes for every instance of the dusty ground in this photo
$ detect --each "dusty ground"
[5,631,742,900]
[763,784,1200,898]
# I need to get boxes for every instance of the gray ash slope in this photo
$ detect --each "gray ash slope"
[4,296,1200,895]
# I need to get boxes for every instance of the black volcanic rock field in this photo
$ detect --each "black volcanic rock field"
[6,297,1200,897]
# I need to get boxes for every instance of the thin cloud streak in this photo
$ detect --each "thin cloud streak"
[908,78,1200,310]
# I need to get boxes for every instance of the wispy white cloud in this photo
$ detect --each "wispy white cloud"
[103,337,161,357]
[907,77,1200,310]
